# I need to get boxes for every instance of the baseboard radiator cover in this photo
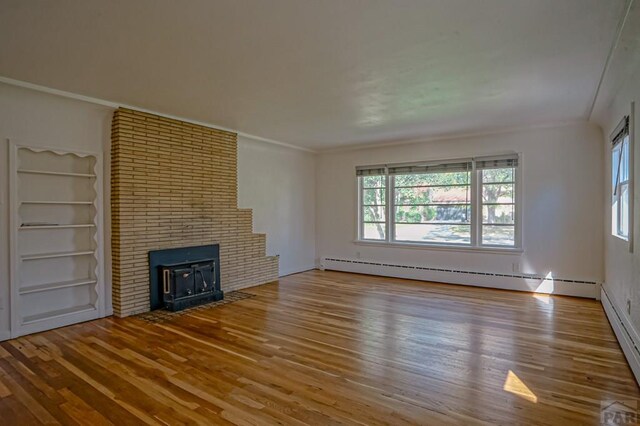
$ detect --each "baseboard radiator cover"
[601,286,640,385]
[321,257,598,298]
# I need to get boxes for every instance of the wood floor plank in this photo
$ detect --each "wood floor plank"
[0,364,61,424]
[0,270,638,425]
[57,387,114,426]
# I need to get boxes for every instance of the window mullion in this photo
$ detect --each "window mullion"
[515,162,522,248]
[471,163,480,247]
[613,142,624,195]
[358,177,364,240]
[387,171,394,243]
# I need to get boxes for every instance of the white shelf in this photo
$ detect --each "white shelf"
[21,250,95,261]
[21,200,94,205]
[22,304,96,325]
[10,143,104,338]
[19,279,97,295]
[18,169,96,178]
[19,224,96,230]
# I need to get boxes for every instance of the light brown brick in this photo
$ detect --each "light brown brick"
[111,108,278,317]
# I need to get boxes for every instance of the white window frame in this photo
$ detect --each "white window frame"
[478,161,523,249]
[356,154,522,252]
[357,168,390,242]
[611,113,633,248]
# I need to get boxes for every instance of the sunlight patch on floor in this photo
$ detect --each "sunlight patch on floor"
[503,370,538,403]
[533,293,552,304]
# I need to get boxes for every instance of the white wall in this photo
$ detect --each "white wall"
[238,137,316,276]
[0,82,114,339]
[0,82,318,339]
[602,63,640,331]
[0,77,612,335]
[316,122,604,293]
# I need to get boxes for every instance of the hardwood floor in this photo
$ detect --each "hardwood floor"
[0,270,638,425]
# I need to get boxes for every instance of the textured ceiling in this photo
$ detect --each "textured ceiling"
[0,0,627,149]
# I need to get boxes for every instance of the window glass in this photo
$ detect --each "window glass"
[482,205,514,224]
[393,171,471,244]
[612,145,621,191]
[482,225,515,247]
[395,224,471,244]
[612,133,631,240]
[360,175,386,240]
[362,188,385,205]
[481,168,515,246]
[363,222,386,240]
[482,168,514,183]
[621,139,629,183]
[620,183,629,237]
[357,156,520,248]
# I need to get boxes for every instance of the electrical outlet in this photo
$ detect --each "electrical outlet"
[627,299,631,316]
[512,262,520,273]
[356,251,361,259]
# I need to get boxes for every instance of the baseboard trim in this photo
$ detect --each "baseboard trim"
[0,330,11,342]
[279,265,317,278]
[601,286,640,385]
[322,257,598,298]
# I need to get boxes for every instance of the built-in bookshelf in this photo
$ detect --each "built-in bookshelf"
[9,143,104,337]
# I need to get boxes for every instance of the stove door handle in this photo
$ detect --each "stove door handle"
[163,269,170,294]
[196,270,208,289]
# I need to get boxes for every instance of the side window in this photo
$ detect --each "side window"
[612,116,631,241]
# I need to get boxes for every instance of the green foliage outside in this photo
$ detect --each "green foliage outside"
[481,168,515,224]
[362,168,515,242]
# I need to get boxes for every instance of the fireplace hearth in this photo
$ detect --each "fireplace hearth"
[149,244,223,311]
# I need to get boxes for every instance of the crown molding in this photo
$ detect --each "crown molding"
[0,76,316,153]
[316,119,590,154]
[588,0,635,120]
[0,76,597,156]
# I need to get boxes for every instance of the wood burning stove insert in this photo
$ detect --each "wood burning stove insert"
[148,244,223,311]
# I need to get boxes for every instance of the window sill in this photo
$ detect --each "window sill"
[612,233,629,243]
[353,240,524,255]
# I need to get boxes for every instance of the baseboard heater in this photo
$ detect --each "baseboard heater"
[322,257,599,298]
[601,286,640,385]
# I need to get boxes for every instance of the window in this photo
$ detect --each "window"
[358,166,387,240]
[356,155,520,249]
[392,162,471,245]
[479,159,517,246]
[612,116,631,240]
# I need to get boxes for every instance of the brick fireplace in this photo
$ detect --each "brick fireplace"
[111,108,278,317]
